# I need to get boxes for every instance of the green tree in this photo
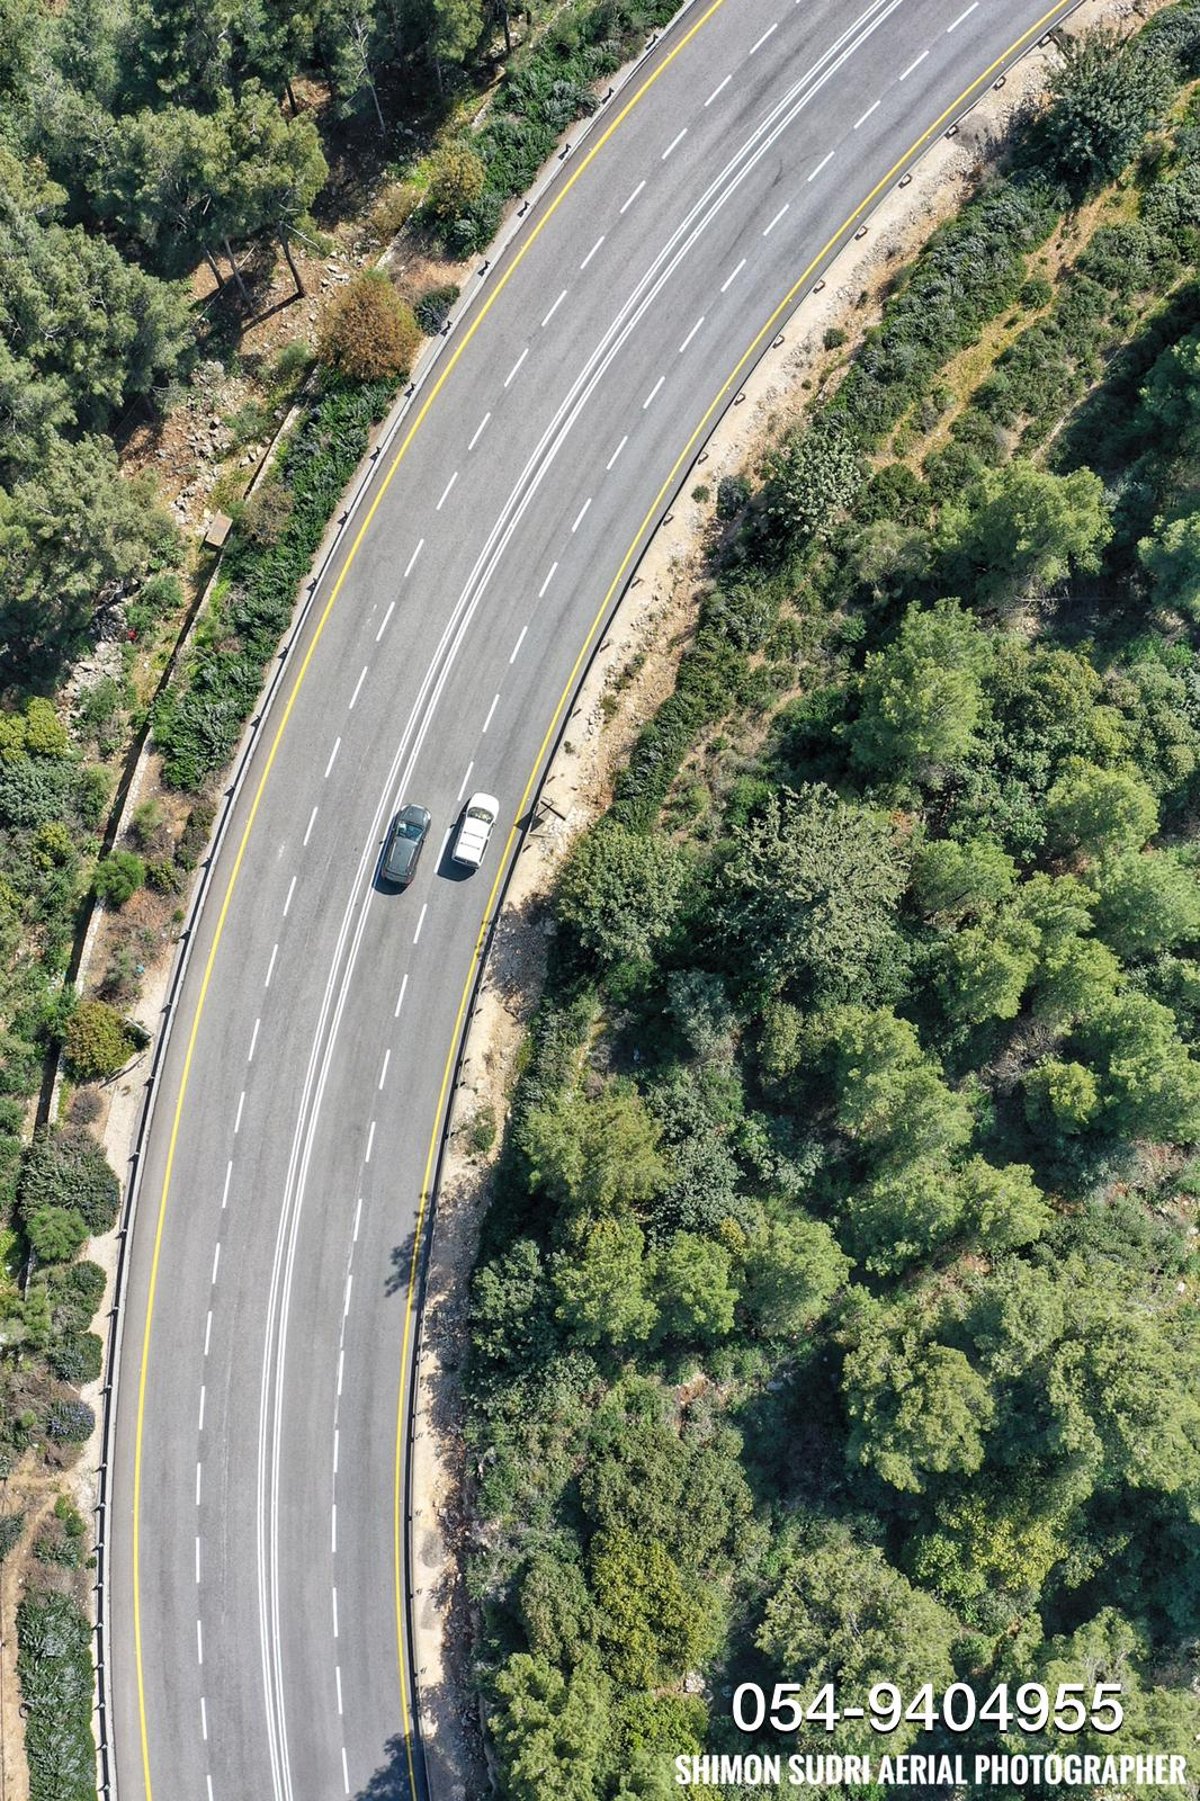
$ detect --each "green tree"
[1093,849,1200,959]
[555,822,688,966]
[26,1205,88,1263]
[941,461,1110,603]
[843,1159,965,1275]
[0,436,178,679]
[910,834,1016,921]
[519,1079,666,1216]
[425,139,486,221]
[960,1155,1050,1251]
[1139,511,1200,618]
[935,910,1041,1024]
[652,1231,737,1344]
[1080,992,1200,1142]
[741,1208,849,1337]
[591,1525,721,1687]
[63,1000,135,1081]
[820,1005,972,1162]
[1031,932,1121,1028]
[1042,30,1174,190]
[1024,1058,1101,1135]
[757,1527,957,1754]
[552,1213,656,1348]
[1045,762,1159,859]
[490,1652,613,1801]
[851,599,989,778]
[1139,330,1200,458]
[93,850,146,907]
[713,785,906,1002]
[842,1308,994,1492]
[225,85,327,294]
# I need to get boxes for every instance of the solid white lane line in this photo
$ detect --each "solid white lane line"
[324,737,341,778]
[468,410,491,449]
[606,434,628,470]
[197,1618,204,1665]
[204,1309,212,1356]
[264,943,278,988]
[349,666,368,710]
[721,258,746,292]
[332,1586,339,1637]
[221,1161,232,1209]
[436,470,458,510]
[572,497,592,533]
[248,1018,260,1063]
[283,875,297,916]
[198,1387,206,1431]
[541,290,567,328]
[353,1196,362,1243]
[413,902,428,945]
[303,807,318,847]
[394,972,409,1016]
[899,47,928,78]
[200,1697,208,1741]
[196,1461,202,1506]
[211,1243,221,1287]
[457,761,474,802]
[509,625,528,663]
[378,1048,391,1090]
[504,346,529,385]
[331,1505,337,1554]
[234,1092,245,1134]
[336,1666,344,1716]
[763,202,789,235]
[679,315,705,352]
[580,236,605,270]
[342,1748,350,1795]
[705,73,731,105]
[196,1536,202,1582]
[854,97,881,128]
[404,538,424,577]
[750,19,778,52]
[620,179,646,213]
[643,375,665,408]
[538,562,558,598]
[947,0,977,27]
[809,149,835,181]
[662,127,687,159]
[365,1121,375,1164]
[375,601,395,643]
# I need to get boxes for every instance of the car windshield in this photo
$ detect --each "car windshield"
[467,807,490,821]
[399,821,424,838]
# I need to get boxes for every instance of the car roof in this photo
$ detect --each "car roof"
[465,793,499,814]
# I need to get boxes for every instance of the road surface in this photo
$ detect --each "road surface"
[107,3,1080,1797]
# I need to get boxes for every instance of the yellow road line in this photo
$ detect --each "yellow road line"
[127,0,1078,1793]
[393,0,1079,1781]
[130,4,733,1796]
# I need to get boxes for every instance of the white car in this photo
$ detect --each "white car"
[452,793,499,868]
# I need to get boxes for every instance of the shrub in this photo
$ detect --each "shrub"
[44,1398,95,1442]
[0,756,72,828]
[425,142,486,222]
[823,325,848,350]
[26,1206,89,1263]
[19,1127,119,1234]
[369,180,421,242]
[23,697,68,757]
[47,1331,103,1385]
[93,850,145,907]
[0,1513,24,1559]
[63,1000,135,1080]
[67,1086,102,1126]
[716,474,751,520]
[17,1590,96,1801]
[1040,31,1175,192]
[316,273,421,382]
[414,283,460,335]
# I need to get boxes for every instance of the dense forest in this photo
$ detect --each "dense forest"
[467,11,1200,1798]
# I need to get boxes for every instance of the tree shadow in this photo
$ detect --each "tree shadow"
[386,1226,419,1298]
[354,1733,417,1800]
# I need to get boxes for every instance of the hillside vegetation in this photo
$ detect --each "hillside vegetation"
[467,11,1200,1798]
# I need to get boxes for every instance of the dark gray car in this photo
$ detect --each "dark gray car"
[381,804,431,886]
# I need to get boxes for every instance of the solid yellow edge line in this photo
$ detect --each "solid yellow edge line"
[391,0,1079,1781]
[129,4,732,1796]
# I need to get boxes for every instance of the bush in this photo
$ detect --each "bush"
[43,1396,95,1442]
[414,283,460,335]
[26,1206,88,1263]
[63,1000,135,1080]
[17,1590,95,1801]
[1040,31,1175,192]
[19,1128,119,1234]
[317,273,420,383]
[47,1331,103,1385]
[67,1086,102,1126]
[425,142,486,222]
[23,698,68,757]
[369,180,421,243]
[93,849,145,907]
[716,474,751,520]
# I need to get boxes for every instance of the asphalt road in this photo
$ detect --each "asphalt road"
[107,3,1082,1797]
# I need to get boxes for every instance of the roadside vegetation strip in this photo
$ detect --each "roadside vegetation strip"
[465,8,1200,1797]
[17,1589,96,1801]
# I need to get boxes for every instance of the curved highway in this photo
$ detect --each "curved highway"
[108,2,1080,1797]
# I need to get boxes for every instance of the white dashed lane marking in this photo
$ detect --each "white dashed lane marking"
[572,497,592,533]
[679,316,705,352]
[374,601,395,643]
[947,0,977,28]
[643,376,665,409]
[854,98,881,128]
[720,258,746,292]
[413,903,428,945]
[620,179,645,213]
[283,876,297,916]
[580,236,605,270]
[705,73,731,105]
[538,562,558,598]
[264,943,278,988]
[468,411,491,448]
[394,973,409,1016]
[509,625,528,663]
[404,538,424,577]
[750,19,777,52]
[348,666,368,710]
[900,48,929,78]
[763,203,789,236]
[662,127,687,159]
[542,290,567,327]
[436,470,458,511]
[808,150,834,182]
[303,808,318,847]
[504,347,529,385]
[606,435,628,470]
[324,737,341,777]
